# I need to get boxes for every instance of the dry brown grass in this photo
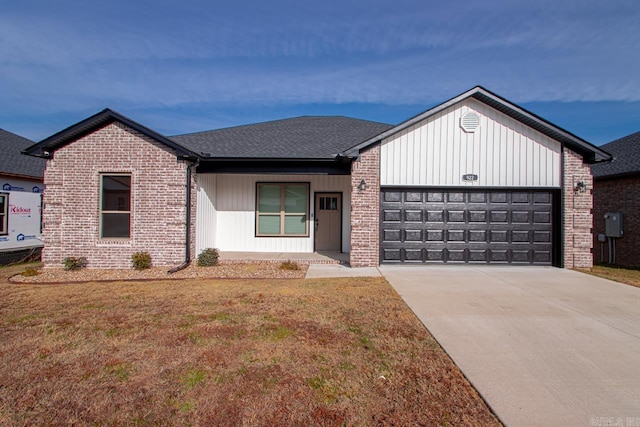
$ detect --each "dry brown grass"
[581,264,640,288]
[0,264,499,426]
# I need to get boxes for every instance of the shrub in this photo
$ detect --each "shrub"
[197,248,220,267]
[131,251,152,270]
[279,260,300,271]
[21,267,40,277]
[63,257,88,271]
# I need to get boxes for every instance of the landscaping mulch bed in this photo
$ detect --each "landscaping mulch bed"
[10,262,308,284]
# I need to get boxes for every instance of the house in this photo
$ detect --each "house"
[592,131,640,267]
[0,129,45,193]
[24,86,610,269]
[0,129,46,263]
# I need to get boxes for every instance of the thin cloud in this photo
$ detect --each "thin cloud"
[0,0,638,141]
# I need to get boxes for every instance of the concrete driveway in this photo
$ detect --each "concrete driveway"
[380,265,640,427]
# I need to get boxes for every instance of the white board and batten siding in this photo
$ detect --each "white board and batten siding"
[196,174,351,255]
[380,98,562,188]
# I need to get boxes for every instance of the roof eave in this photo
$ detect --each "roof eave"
[199,156,349,162]
[594,170,640,181]
[343,86,612,164]
[0,171,44,180]
[23,109,199,160]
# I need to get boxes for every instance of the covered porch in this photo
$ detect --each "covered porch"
[217,251,349,265]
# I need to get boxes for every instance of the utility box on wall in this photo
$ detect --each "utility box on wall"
[604,212,623,238]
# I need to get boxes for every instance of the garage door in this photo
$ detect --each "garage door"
[381,189,557,265]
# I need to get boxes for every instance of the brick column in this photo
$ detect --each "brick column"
[41,160,63,267]
[350,145,380,267]
[563,147,593,268]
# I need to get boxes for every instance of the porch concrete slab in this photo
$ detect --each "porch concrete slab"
[305,264,382,279]
[380,265,640,427]
[219,251,348,264]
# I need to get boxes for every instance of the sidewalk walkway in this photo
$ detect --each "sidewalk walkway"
[305,264,381,278]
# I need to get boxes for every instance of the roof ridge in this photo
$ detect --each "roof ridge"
[171,115,391,138]
[171,116,303,138]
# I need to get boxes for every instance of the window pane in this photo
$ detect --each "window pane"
[102,176,131,211]
[258,185,281,213]
[102,213,130,238]
[319,197,325,210]
[284,185,307,213]
[258,215,280,234]
[284,215,306,235]
[0,195,5,234]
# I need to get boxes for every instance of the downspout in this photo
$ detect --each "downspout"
[168,158,199,273]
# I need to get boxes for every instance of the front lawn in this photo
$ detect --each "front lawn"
[0,267,499,426]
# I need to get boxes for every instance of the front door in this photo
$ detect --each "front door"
[315,193,342,251]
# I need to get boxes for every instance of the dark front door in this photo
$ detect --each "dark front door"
[315,193,341,251]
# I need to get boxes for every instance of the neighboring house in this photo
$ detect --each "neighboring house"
[0,129,46,263]
[592,131,640,267]
[24,86,610,269]
[0,129,45,193]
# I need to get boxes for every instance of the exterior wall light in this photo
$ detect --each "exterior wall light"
[575,181,587,193]
[358,179,367,192]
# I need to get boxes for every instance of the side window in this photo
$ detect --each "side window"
[100,175,131,238]
[0,193,7,235]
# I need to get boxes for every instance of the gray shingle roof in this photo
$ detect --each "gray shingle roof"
[591,131,640,179]
[171,116,393,159]
[0,129,45,179]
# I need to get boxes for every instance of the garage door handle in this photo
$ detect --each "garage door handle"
[314,218,319,232]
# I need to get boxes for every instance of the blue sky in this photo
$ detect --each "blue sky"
[1,0,638,146]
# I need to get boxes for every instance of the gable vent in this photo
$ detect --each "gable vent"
[460,111,480,133]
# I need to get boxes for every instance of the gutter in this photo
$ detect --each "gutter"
[168,157,199,273]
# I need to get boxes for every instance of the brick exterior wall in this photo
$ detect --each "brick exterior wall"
[349,145,380,267]
[42,122,195,269]
[593,175,640,267]
[562,147,594,269]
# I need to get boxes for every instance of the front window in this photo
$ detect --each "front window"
[0,193,7,235]
[256,183,309,236]
[101,175,131,238]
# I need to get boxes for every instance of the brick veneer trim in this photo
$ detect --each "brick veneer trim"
[562,147,594,269]
[349,145,380,267]
[42,122,194,269]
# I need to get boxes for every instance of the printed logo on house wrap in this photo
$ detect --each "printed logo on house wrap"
[16,234,36,241]
[32,186,42,193]
[3,183,25,191]
[10,205,31,215]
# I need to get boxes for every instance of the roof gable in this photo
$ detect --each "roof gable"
[0,129,45,179]
[171,116,392,159]
[23,109,196,159]
[592,131,640,179]
[344,86,611,164]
